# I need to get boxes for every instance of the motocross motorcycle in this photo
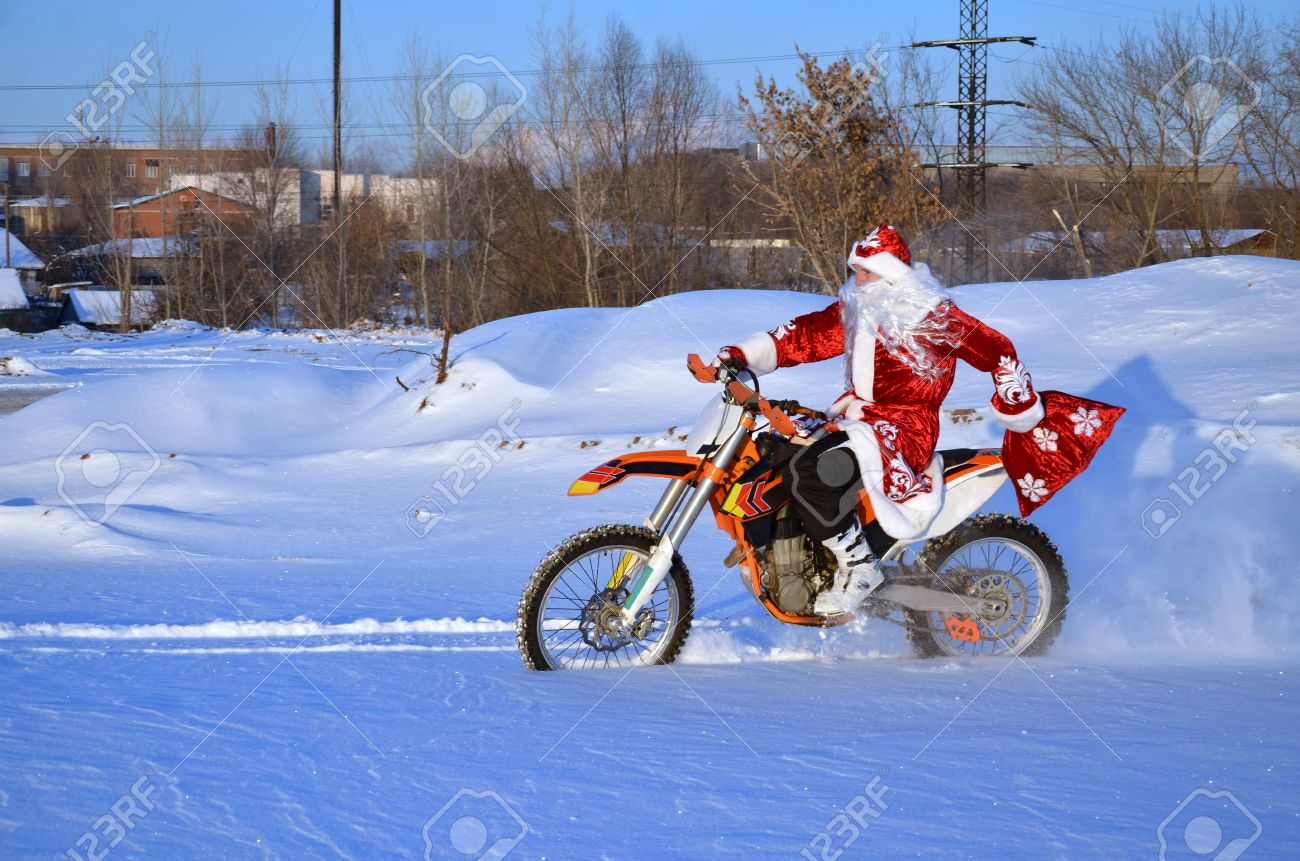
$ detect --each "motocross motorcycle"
[517,355,1069,670]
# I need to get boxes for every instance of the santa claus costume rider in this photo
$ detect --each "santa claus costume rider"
[707,224,1123,616]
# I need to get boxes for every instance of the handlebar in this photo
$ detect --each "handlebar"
[769,399,824,419]
[686,353,798,436]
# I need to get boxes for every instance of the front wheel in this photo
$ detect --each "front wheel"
[517,524,694,670]
[904,513,1069,658]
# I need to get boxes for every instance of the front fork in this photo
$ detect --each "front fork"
[617,418,751,624]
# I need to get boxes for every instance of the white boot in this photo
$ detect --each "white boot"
[813,523,884,616]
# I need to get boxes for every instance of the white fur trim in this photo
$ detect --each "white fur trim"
[992,394,1045,433]
[848,320,876,402]
[840,420,946,540]
[826,392,856,418]
[858,251,913,282]
[734,331,779,375]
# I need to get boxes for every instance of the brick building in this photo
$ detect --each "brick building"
[0,141,257,201]
[112,186,255,238]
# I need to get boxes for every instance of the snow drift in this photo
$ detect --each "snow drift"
[0,256,1297,661]
[3,256,1298,860]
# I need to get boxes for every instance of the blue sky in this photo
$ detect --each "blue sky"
[2,0,1294,158]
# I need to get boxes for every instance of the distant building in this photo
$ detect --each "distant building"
[7,196,73,234]
[394,239,477,260]
[917,144,1242,194]
[0,267,30,329]
[112,186,255,238]
[0,267,29,310]
[1154,228,1277,256]
[69,236,194,285]
[59,288,156,329]
[173,169,429,227]
[0,228,45,289]
[0,141,258,199]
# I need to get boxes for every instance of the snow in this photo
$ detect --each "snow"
[113,191,174,208]
[1019,228,1274,254]
[1155,228,1274,253]
[1,256,1298,858]
[393,239,477,259]
[0,355,50,377]
[12,196,72,208]
[63,288,158,326]
[71,236,193,259]
[0,228,44,269]
[0,267,28,309]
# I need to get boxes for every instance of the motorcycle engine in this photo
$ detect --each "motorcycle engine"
[762,511,834,615]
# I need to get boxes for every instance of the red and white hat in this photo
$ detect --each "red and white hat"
[847,224,912,281]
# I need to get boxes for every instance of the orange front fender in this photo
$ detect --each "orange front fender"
[567,450,703,496]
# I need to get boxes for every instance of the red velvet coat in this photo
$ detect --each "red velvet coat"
[734,298,1123,519]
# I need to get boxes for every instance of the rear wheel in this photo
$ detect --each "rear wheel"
[517,525,694,670]
[904,514,1068,658]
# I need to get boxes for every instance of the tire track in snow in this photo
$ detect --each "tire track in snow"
[0,616,728,641]
[0,616,514,641]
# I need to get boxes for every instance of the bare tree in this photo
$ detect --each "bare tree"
[390,36,442,328]
[225,72,306,327]
[739,52,942,291]
[530,9,606,307]
[1242,15,1300,258]
[645,36,721,296]
[1018,4,1267,269]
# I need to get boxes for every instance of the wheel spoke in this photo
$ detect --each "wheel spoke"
[922,535,1055,658]
[528,539,685,670]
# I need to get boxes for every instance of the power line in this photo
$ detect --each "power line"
[0,107,1039,147]
[1005,0,1151,25]
[0,46,912,93]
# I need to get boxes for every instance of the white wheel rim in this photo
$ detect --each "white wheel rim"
[536,544,683,670]
[924,537,1053,658]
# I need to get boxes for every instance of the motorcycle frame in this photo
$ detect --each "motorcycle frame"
[572,367,1011,629]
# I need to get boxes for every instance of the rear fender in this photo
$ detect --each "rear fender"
[567,450,702,496]
[915,450,1007,541]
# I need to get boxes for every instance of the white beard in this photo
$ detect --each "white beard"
[839,262,955,383]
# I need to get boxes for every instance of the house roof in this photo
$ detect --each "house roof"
[0,228,44,269]
[11,196,71,208]
[72,235,195,258]
[63,289,156,326]
[1154,229,1275,252]
[1009,228,1274,255]
[0,268,29,310]
[111,185,250,210]
[394,239,477,259]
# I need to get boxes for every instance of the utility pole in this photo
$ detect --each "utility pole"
[3,182,10,268]
[121,202,134,334]
[914,0,1034,284]
[333,0,346,326]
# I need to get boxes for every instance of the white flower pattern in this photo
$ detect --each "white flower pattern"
[993,355,1033,405]
[769,321,796,340]
[870,419,929,502]
[1017,473,1048,503]
[883,451,928,501]
[1070,406,1102,437]
[872,420,900,446]
[1032,427,1059,452]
